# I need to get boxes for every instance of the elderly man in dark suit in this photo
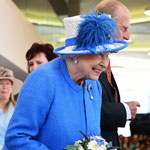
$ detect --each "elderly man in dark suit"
[96,0,140,146]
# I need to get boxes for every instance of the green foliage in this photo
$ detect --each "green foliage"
[65,145,78,150]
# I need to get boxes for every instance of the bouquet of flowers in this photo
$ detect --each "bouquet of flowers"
[65,131,122,150]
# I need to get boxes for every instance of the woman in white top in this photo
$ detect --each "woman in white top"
[0,67,23,149]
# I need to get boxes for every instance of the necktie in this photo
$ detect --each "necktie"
[106,60,118,102]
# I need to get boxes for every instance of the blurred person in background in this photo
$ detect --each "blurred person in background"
[129,134,139,150]
[96,0,140,146]
[26,43,58,73]
[122,137,130,150]
[0,67,23,149]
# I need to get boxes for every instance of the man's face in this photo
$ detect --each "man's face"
[116,8,130,41]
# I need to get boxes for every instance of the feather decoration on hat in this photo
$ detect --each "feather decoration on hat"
[75,10,120,54]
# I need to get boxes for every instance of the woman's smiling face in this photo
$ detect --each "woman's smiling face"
[75,52,109,81]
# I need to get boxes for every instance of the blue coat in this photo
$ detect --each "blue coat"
[3,57,102,150]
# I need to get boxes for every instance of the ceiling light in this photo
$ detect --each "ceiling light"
[144,8,150,16]
[148,52,150,56]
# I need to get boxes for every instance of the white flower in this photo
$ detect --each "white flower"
[99,145,107,150]
[87,140,100,150]
[95,136,101,139]
[74,140,84,150]
[75,140,82,146]
[87,136,109,150]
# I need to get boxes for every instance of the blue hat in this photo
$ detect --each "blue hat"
[54,11,128,55]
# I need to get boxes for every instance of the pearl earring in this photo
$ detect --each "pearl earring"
[74,60,78,64]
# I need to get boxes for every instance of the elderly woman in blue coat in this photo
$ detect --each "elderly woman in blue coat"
[3,11,128,150]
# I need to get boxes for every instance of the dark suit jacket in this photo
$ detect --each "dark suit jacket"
[99,71,127,146]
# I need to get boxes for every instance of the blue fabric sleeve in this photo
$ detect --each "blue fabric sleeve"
[4,69,55,150]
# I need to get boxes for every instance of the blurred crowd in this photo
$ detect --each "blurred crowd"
[120,134,150,150]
